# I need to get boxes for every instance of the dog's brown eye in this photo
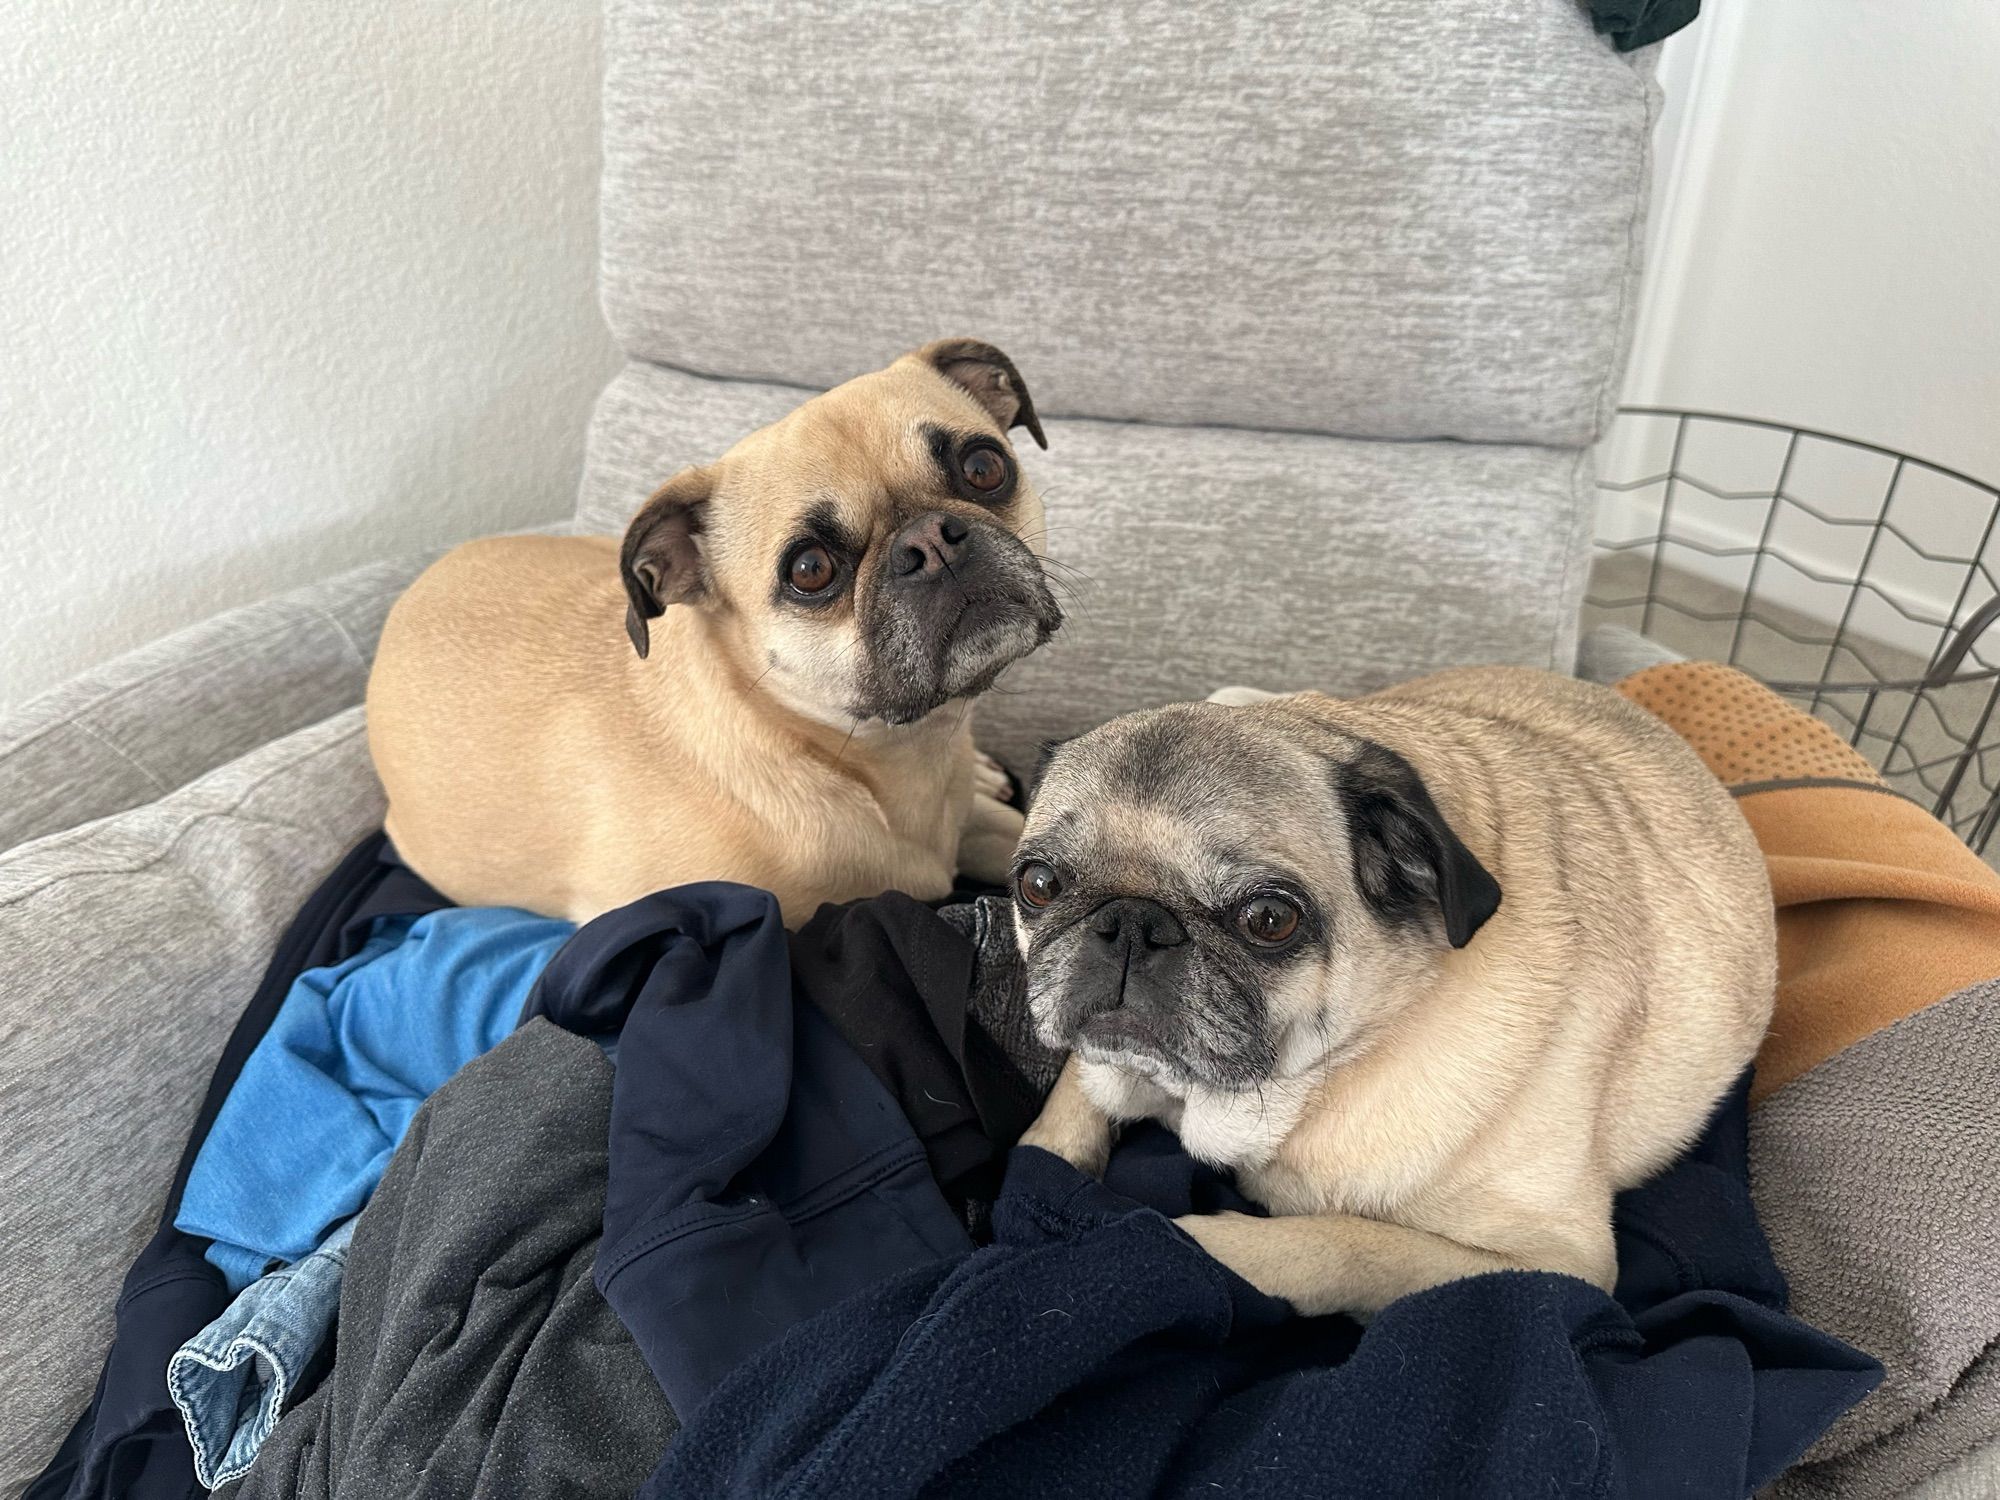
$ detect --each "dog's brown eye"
[787,544,836,595]
[1016,861,1062,909]
[960,446,1008,493]
[1236,894,1301,947]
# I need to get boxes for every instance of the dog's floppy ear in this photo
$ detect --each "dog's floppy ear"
[1335,742,1501,948]
[620,467,713,658]
[918,337,1047,450]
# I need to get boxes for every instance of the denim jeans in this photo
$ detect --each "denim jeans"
[166,1217,355,1488]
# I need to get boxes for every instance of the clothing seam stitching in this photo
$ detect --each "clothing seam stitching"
[1555,446,1592,669]
[308,601,371,673]
[167,1321,293,1488]
[1728,777,1912,802]
[1591,47,1656,439]
[116,1267,220,1309]
[0,608,334,760]
[68,716,172,799]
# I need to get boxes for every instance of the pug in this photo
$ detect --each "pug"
[366,338,1063,924]
[1013,667,1775,1317]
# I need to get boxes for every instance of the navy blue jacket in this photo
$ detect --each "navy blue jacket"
[524,883,974,1414]
[653,1083,1880,1499]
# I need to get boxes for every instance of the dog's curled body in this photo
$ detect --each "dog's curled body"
[370,534,979,923]
[1017,667,1775,1315]
[368,339,1060,925]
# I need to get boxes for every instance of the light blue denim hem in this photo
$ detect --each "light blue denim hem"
[167,1216,356,1488]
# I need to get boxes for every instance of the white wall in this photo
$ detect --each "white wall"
[1606,1,2000,649]
[1625,1,2000,482]
[0,4,617,713]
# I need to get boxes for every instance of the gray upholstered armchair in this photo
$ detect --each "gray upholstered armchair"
[12,5,1978,1495]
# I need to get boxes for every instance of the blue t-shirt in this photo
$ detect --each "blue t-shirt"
[177,906,575,1289]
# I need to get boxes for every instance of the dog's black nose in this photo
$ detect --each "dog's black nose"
[1089,897,1188,951]
[890,511,971,578]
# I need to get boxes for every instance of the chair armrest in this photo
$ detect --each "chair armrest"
[0,553,439,853]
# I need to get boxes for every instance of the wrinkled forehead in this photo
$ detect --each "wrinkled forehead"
[718,369,1000,535]
[1028,707,1342,889]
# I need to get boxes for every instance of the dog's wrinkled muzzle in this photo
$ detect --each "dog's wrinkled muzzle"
[859,524,1061,723]
[1054,897,1193,1062]
[1030,894,1281,1090]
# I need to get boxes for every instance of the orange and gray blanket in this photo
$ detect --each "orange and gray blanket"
[1592,645,2000,1498]
[1616,658,2000,1104]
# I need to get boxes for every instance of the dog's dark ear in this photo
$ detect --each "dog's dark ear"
[1335,743,1501,949]
[619,467,712,658]
[919,337,1047,450]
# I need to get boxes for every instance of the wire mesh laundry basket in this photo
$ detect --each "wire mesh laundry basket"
[1588,408,2000,852]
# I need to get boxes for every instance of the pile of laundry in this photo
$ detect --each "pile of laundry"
[32,834,1878,1500]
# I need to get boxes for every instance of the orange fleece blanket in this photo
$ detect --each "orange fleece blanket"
[1617,661,2000,1103]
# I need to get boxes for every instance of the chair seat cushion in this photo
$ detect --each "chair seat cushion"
[0,708,383,1493]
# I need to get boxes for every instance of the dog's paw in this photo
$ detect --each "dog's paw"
[958,794,1026,885]
[972,748,1013,802]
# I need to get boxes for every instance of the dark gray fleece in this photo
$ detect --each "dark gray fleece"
[225,1021,675,1500]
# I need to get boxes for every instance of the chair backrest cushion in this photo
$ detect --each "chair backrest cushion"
[596,0,1656,445]
[580,0,1657,763]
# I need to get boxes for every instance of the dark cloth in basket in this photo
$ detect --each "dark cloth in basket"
[1587,0,1699,51]
[789,892,1045,1215]
[523,882,975,1414]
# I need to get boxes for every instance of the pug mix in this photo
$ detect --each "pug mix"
[1015,668,1775,1317]
[367,339,1063,924]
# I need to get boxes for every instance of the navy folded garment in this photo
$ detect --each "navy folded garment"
[524,882,973,1416]
[789,893,1043,1218]
[655,1079,1881,1500]
[29,835,449,1500]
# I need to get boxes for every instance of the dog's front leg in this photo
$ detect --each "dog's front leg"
[1174,1211,1530,1318]
[957,760,1025,886]
[1019,1055,1116,1177]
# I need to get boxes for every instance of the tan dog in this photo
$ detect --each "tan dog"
[1013,667,1775,1317]
[367,339,1063,924]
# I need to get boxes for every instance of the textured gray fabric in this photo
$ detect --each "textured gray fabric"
[228,1021,676,1500]
[0,709,384,1495]
[1907,1432,2000,1500]
[598,0,1657,446]
[575,360,1596,770]
[0,10,1656,1483]
[1754,979,2000,1499]
[0,556,426,854]
[1575,623,1684,684]
[581,0,1648,764]
[574,360,805,536]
